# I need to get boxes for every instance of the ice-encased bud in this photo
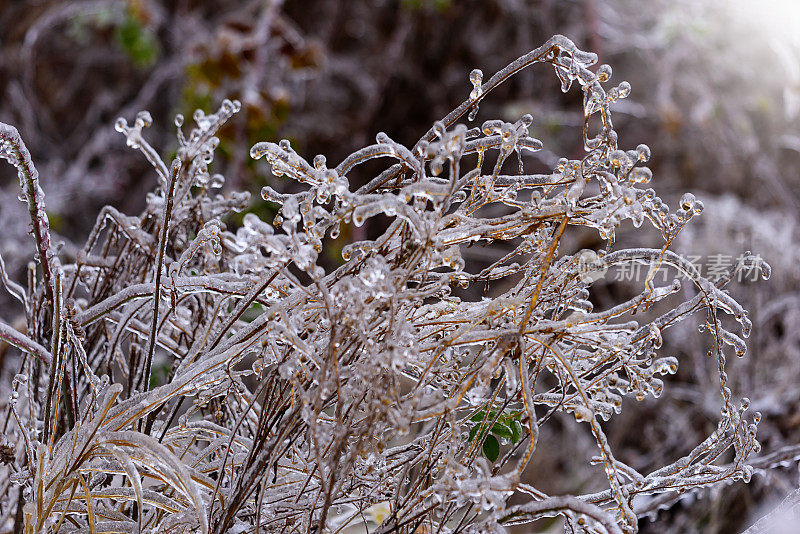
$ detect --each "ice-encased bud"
[469,69,483,99]
[596,64,612,82]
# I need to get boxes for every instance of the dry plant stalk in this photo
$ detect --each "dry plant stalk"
[0,35,770,534]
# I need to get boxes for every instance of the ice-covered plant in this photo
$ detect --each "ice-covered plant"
[0,35,770,533]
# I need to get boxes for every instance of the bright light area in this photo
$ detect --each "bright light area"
[734,0,800,48]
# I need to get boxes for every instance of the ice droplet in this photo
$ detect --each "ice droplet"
[469,69,483,100]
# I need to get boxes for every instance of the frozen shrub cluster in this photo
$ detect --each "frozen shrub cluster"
[0,36,772,533]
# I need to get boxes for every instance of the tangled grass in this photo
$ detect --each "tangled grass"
[0,35,771,533]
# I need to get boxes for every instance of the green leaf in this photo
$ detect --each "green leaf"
[468,424,479,442]
[490,423,513,440]
[482,434,500,462]
[470,410,487,423]
[469,423,490,443]
[510,420,522,444]
[500,410,522,422]
[471,409,497,422]
[242,303,264,323]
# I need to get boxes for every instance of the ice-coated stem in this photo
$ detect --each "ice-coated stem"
[0,122,56,305]
[0,319,51,365]
[501,495,622,534]
[141,159,181,393]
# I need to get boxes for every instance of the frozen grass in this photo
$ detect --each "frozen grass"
[0,35,772,533]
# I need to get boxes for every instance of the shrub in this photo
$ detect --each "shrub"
[0,35,771,533]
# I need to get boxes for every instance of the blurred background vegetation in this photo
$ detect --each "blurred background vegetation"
[1,1,799,531]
